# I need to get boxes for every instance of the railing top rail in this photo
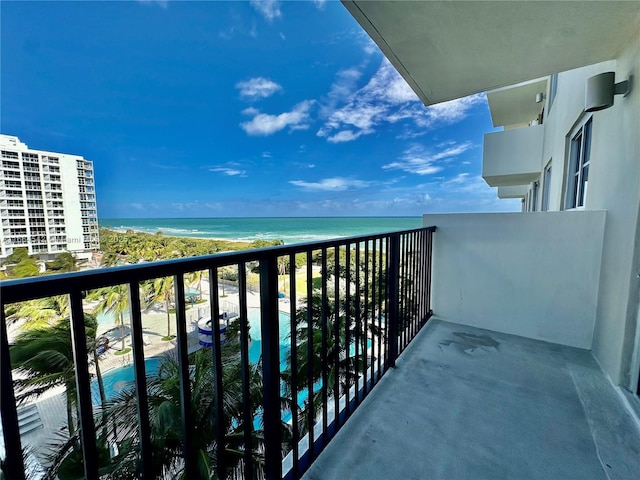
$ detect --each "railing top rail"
[0,226,436,303]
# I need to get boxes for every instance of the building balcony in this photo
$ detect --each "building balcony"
[497,185,528,199]
[2,220,639,480]
[303,319,640,480]
[482,125,543,187]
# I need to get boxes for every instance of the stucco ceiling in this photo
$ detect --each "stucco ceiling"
[486,78,548,128]
[343,1,640,105]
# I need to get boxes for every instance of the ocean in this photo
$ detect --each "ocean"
[99,217,423,245]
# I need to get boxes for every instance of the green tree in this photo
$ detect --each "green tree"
[149,276,175,339]
[9,257,40,278]
[100,348,264,479]
[9,314,105,437]
[5,247,29,265]
[7,295,70,329]
[89,285,131,353]
[46,252,78,273]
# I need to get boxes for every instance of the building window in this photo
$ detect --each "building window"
[531,181,539,212]
[549,73,558,111]
[542,161,552,211]
[565,117,593,209]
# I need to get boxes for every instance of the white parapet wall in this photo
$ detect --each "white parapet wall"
[423,211,606,349]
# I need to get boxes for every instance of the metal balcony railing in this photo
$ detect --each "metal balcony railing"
[1,226,435,480]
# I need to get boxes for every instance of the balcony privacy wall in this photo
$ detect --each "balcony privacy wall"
[424,211,606,349]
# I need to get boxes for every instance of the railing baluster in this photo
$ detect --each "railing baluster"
[398,234,410,353]
[0,305,26,480]
[305,250,315,458]
[387,235,400,368]
[363,240,369,396]
[288,253,299,477]
[69,290,99,480]
[410,232,417,341]
[209,269,227,479]
[376,238,383,379]
[333,245,340,429]
[344,244,351,416]
[320,248,329,443]
[128,282,153,479]
[370,239,376,390]
[417,232,423,326]
[354,241,361,406]
[238,263,254,479]
[259,254,282,480]
[382,237,389,371]
[173,275,196,478]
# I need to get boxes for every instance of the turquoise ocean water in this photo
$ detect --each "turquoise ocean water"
[100,217,422,245]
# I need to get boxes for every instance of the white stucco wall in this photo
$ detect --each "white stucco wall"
[587,33,640,388]
[59,154,84,252]
[423,211,606,349]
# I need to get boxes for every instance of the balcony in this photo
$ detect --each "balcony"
[303,319,640,479]
[1,228,435,480]
[2,220,639,480]
[497,185,528,199]
[482,125,543,187]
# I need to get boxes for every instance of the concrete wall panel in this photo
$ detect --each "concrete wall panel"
[424,211,606,349]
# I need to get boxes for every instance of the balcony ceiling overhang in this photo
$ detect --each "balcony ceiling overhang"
[343,1,640,105]
[486,78,548,128]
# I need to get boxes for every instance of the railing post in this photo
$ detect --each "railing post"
[259,254,282,480]
[127,283,153,479]
[69,290,99,480]
[0,306,27,480]
[173,276,196,478]
[387,233,401,368]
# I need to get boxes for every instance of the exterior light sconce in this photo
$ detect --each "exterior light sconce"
[585,71,632,112]
[535,92,545,104]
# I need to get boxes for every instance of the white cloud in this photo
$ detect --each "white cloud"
[240,100,313,136]
[318,58,484,143]
[416,94,485,128]
[236,77,282,100]
[251,0,281,22]
[382,142,473,175]
[209,167,247,177]
[313,0,327,10]
[129,203,145,210]
[326,130,365,143]
[289,177,372,192]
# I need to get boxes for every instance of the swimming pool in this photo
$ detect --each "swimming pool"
[92,357,161,404]
[93,308,371,426]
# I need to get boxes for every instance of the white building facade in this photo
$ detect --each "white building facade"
[0,134,99,260]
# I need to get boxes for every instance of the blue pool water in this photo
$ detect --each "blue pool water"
[92,357,161,404]
[93,308,371,426]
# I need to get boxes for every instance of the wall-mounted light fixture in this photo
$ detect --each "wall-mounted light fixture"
[535,92,545,104]
[585,71,631,112]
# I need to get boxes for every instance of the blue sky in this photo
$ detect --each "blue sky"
[1,0,520,218]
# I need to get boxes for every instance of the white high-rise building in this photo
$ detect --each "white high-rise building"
[0,134,99,260]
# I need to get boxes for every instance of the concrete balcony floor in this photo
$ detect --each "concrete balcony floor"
[303,320,640,480]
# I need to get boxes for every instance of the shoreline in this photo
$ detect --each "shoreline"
[103,226,255,244]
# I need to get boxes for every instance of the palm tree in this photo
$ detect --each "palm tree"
[9,314,103,437]
[7,295,70,329]
[284,264,383,435]
[89,285,131,353]
[102,347,265,479]
[149,276,175,339]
